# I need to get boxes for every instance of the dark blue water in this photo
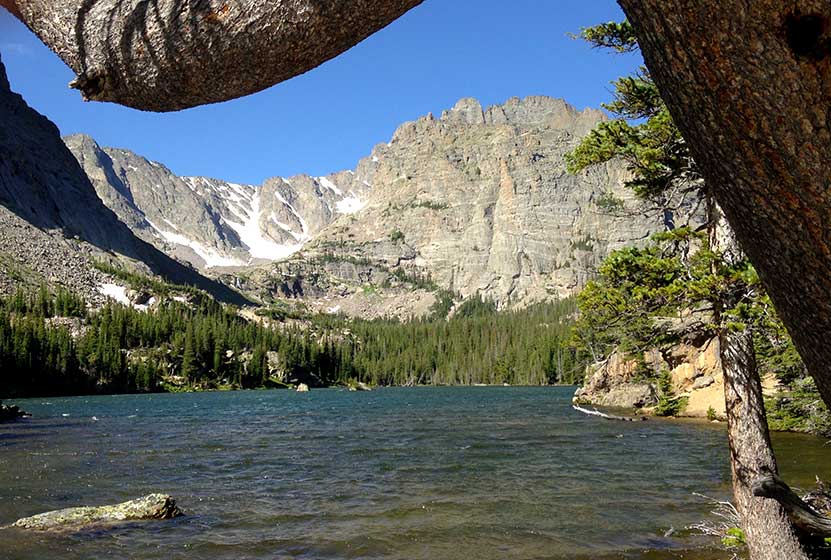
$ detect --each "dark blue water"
[0,387,826,559]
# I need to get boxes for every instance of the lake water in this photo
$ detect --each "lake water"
[0,387,828,559]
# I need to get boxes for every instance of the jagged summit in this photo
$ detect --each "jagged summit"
[65,134,371,269]
[439,96,603,127]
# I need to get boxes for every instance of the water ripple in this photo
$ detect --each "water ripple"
[0,387,828,560]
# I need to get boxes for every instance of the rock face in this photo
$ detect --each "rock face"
[575,335,728,418]
[573,351,659,409]
[66,96,696,312]
[65,135,370,270]
[306,96,673,307]
[0,54,248,305]
[10,494,181,531]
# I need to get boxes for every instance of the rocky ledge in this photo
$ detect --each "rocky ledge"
[574,335,727,419]
[10,494,182,531]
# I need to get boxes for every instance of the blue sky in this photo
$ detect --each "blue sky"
[0,1,640,185]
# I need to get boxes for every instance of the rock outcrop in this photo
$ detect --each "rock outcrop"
[574,351,659,409]
[0,401,28,422]
[575,335,728,419]
[10,494,181,531]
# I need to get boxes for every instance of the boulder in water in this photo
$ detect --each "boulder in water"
[296,383,310,392]
[10,494,181,531]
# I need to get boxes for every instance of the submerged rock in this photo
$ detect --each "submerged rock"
[0,401,29,422]
[11,494,181,531]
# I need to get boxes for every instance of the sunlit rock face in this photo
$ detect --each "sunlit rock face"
[302,96,696,308]
[65,96,698,309]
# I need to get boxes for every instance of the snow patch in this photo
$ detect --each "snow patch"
[318,177,343,196]
[145,217,244,268]
[336,194,366,214]
[224,189,304,261]
[98,283,130,305]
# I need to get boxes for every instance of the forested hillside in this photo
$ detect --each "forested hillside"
[0,285,581,398]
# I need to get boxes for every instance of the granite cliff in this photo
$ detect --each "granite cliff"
[64,96,696,316]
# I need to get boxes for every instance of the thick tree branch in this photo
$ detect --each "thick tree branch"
[753,475,831,537]
[8,0,423,111]
[0,0,21,18]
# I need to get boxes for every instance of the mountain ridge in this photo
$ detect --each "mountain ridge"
[0,54,250,305]
[60,94,697,316]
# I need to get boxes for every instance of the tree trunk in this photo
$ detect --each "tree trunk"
[721,330,809,560]
[5,0,423,111]
[618,0,831,412]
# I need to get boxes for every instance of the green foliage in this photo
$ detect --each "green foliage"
[387,267,439,292]
[575,21,638,53]
[92,261,203,298]
[429,290,456,320]
[706,406,717,421]
[453,293,496,319]
[570,236,595,252]
[566,22,697,203]
[594,191,625,213]
[411,200,449,211]
[654,370,687,417]
[0,287,585,398]
[255,301,305,321]
[722,527,746,548]
[566,107,694,201]
[571,17,825,438]
[766,377,831,438]
[311,252,374,267]
[336,297,583,387]
[389,229,405,244]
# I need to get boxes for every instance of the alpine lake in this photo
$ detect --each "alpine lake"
[1,386,828,559]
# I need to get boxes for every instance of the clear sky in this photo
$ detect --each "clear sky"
[0,1,640,185]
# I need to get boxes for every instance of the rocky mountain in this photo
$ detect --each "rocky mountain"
[62,95,697,316]
[0,54,248,305]
[301,97,666,306]
[66,134,370,269]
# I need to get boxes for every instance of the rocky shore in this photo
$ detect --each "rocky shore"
[573,335,728,419]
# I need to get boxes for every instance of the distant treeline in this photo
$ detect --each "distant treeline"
[0,287,583,398]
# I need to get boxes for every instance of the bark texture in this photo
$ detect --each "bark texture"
[618,0,831,411]
[753,474,831,537]
[8,0,422,111]
[721,331,809,560]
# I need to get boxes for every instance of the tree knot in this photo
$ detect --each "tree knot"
[784,12,831,61]
[69,69,108,102]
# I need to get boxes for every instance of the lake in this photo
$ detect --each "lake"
[0,387,828,559]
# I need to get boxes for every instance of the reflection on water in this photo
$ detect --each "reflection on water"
[0,387,827,559]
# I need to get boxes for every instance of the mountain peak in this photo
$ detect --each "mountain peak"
[441,97,485,125]
[0,53,8,92]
